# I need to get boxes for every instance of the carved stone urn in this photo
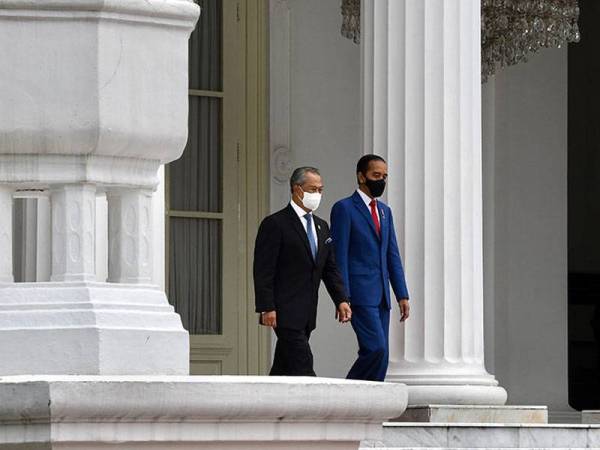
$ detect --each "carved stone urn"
[0,0,200,375]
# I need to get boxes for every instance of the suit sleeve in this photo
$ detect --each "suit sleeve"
[330,201,352,300]
[253,216,281,313]
[387,208,410,300]
[321,222,349,306]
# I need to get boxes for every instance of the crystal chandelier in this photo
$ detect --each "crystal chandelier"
[341,0,360,44]
[482,0,580,81]
[340,0,581,82]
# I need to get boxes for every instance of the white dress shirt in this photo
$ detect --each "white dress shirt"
[290,200,318,250]
[356,188,380,222]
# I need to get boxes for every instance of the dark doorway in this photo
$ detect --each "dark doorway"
[568,0,600,411]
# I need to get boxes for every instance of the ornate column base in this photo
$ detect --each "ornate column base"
[387,363,507,405]
[0,282,189,375]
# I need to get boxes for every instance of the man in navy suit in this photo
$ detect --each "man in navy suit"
[330,154,410,381]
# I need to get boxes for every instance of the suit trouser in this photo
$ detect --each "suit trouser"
[270,326,316,376]
[346,300,390,382]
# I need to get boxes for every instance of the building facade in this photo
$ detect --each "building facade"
[6,0,597,424]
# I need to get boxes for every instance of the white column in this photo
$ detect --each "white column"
[362,0,507,405]
[50,184,96,282]
[107,188,153,284]
[0,186,14,283]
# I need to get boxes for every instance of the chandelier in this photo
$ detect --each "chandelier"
[482,0,580,81]
[340,0,581,82]
[341,0,360,44]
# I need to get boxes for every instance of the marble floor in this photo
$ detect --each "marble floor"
[361,422,600,449]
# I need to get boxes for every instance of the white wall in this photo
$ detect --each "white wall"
[269,0,361,377]
[482,48,572,421]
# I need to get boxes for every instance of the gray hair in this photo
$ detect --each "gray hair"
[290,166,320,192]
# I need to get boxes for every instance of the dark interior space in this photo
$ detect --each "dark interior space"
[568,0,600,411]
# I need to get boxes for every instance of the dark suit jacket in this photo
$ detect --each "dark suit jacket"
[253,204,348,331]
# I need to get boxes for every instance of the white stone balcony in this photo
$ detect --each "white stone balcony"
[0,376,408,450]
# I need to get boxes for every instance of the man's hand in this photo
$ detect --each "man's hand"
[335,301,352,323]
[399,299,410,322]
[261,310,277,328]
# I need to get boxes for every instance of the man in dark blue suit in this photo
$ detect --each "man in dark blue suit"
[254,167,352,376]
[330,154,410,381]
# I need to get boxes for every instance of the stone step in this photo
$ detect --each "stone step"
[582,411,600,424]
[395,405,548,424]
[361,423,600,449]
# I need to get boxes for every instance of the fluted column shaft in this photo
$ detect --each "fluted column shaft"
[50,184,96,282]
[362,0,506,405]
[107,188,153,284]
[0,186,14,283]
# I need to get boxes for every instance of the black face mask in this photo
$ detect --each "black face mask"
[365,177,386,198]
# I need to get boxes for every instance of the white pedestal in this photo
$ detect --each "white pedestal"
[0,282,189,375]
[0,0,199,378]
[0,376,408,450]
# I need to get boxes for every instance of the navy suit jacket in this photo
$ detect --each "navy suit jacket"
[330,191,409,309]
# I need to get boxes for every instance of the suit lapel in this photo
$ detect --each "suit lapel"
[315,217,327,263]
[285,204,315,264]
[351,191,380,241]
[379,204,388,248]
